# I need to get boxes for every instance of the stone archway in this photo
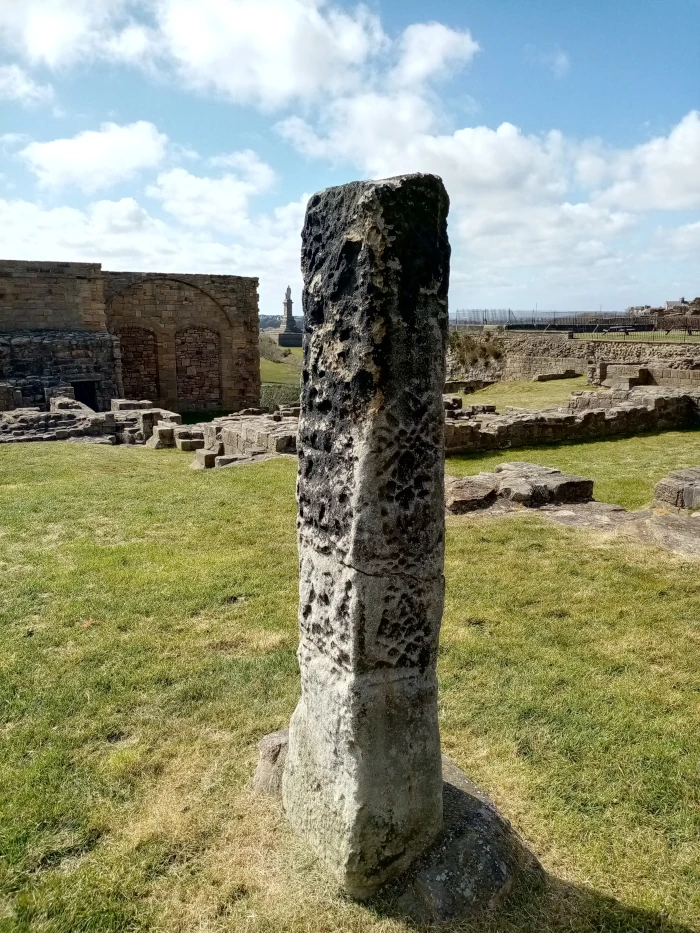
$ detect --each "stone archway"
[106,278,234,411]
[118,326,159,401]
[175,327,221,409]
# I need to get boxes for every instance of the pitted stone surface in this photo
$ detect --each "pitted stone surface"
[283,174,450,899]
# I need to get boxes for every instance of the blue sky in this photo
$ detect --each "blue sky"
[0,0,698,315]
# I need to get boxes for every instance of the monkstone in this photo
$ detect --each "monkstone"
[283,174,450,899]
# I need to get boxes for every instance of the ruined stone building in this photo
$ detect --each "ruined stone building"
[0,260,260,412]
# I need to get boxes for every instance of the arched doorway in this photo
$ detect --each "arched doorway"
[106,278,231,411]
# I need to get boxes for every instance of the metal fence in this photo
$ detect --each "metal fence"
[450,310,700,341]
[581,329,700,343]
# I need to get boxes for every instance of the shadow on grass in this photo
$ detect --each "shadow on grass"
[373,868,695,932]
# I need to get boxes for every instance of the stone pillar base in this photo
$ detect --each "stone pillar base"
[253,730,539,923]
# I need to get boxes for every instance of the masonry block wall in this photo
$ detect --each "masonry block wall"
[0,261,122,409]
[0,261,107,331]
[104,273,260,412]
[0,261,260,413]
[0,331,122,410]
[500,333,700,387]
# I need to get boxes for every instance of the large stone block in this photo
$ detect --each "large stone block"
[283,174,450,898]
[654,467,700,509]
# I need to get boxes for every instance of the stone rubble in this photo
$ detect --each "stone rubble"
[0,397,180,445]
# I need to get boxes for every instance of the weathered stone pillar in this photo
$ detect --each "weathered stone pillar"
[283,174,450,898]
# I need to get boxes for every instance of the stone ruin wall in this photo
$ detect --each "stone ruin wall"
[444,388,698,455]
[501,332,700,387]
[0,331,122,411]
[0,261,260,413]
[448,331,700,389]
[0,261,122,410]
[104,272,260,413]
[0,260,107,331]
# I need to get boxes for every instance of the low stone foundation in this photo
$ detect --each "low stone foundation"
[0,397,180,445]
[3,386,699,461]
[444,387,697,454]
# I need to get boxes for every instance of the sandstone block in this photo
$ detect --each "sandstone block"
[654,467,700,510]
[444,475,499,512]
[493,462,593,506]
[194,449,217,468]
[145,424,175,449]
[111,399,153,411]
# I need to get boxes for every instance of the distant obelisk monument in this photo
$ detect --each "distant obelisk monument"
[278,285,302,347]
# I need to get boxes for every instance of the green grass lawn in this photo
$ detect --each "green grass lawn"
[259,357,301,385]
[465,376,600,413]
[1,442,699,932]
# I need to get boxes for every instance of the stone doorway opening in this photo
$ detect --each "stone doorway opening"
[72,380,98,410]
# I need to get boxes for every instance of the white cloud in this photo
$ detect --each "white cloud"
[0,192,307,311]
[593,111,700,210]
[0,2,476,111]
[0,1,697,310]
[391,23,479,88]
[154,0,386,108]
[650,220,700,262]
[541,49,570,78]
[0,132,31,151]
[20,121,168,191]
[89,196,153,234]
[147,151,276,231]
[0,63,53,105]
[0,1,143,68]
[280,106,571,207]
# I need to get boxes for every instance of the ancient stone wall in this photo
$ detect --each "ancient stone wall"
[119,327,159,401]
[0,262,259,412]
[175,327,221,408]
[104,272,259,412]
[0,331,122,410]
[500,332,700,385]
[444,388,697,454]
[0,261,107,331]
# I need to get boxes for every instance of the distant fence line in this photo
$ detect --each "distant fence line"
[450,310,700,337]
